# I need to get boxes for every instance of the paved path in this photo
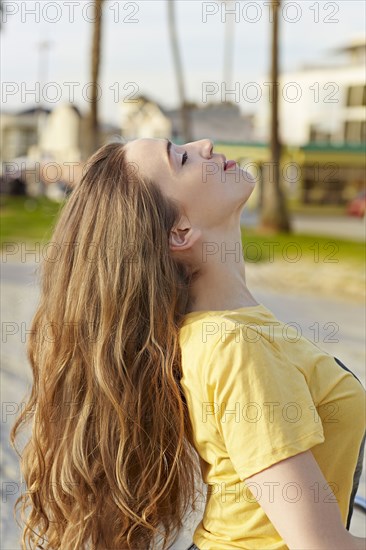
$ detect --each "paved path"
[1,262,365,549]
[241,210,366,242]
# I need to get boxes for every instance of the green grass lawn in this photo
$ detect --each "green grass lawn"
[286,199,347,217]
[241,227,364,265]
[1,196,364,266]
[1,195,63,245]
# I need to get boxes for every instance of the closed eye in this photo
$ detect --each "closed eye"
[182,151,188,166]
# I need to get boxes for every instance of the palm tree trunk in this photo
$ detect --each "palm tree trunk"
[86,0,104,157]
[167,0,192,143]
[223,1,235,92]
[0,0,4,32]
[260,0,291,233]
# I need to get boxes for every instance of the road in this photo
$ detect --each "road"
[1,262,365,549]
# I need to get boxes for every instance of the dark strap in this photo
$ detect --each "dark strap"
[333,356,362,385]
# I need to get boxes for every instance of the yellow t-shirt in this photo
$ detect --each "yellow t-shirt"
[179,304,366,550]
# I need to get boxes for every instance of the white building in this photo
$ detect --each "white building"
[0,107,50,164]
[1,103,121,197]
[254,37,366,146]
[120,95,172,140]
[28,103,83,164]
[166,101,254,142]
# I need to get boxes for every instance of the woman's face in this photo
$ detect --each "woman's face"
[124,138,256,231]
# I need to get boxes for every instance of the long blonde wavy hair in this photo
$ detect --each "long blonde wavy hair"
[10,140,203,549]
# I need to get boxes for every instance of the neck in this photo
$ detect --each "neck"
[186,227,259,313]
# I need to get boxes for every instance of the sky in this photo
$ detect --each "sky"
[1,0,365,125]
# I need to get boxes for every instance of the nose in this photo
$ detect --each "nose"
[185,138,214,158]
[200,138,214,158]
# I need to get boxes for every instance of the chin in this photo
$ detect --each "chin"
[241,169,256,189]
[240,170,256,201]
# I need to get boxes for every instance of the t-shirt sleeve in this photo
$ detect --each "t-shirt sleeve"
[204,320,325,481]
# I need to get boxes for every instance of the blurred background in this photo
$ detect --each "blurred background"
[1,1,365,548]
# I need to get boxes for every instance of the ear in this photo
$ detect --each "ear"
[169,215,202,253]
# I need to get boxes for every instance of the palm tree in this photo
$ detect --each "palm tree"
[0,0,5,32]
[167,0,193,142]
[259,0,291,233]
[86,0,105,157]
[223,1,235,91]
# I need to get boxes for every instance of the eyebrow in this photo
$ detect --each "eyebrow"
[165,138,173,172]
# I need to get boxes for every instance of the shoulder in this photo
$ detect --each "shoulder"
[203,313,277,366]
[193,313,266,349]
[202,315,315,402]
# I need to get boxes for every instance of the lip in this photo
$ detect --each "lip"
[220,155,227,170]
[225,160,237,170]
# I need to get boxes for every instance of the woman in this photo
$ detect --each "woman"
[10,138,365,550]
